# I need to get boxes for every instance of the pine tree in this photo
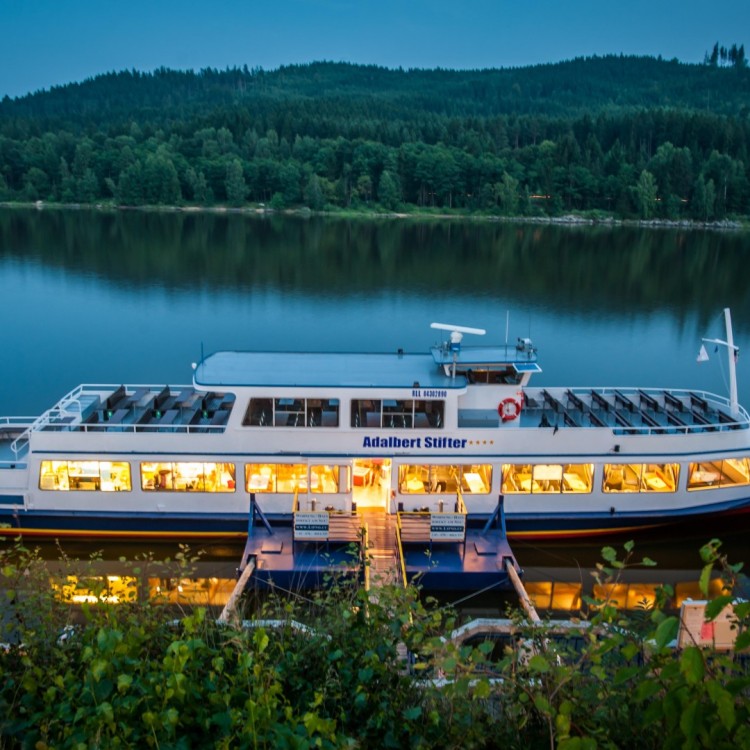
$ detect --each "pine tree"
[634,169,658,219]
[225,158,248,206]
[377,170,400,210]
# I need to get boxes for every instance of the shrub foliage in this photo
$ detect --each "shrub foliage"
[0,538,748,748]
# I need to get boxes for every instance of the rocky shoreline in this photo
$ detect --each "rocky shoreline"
[2,201,746,231]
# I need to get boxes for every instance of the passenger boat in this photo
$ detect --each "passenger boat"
[1,311,749,550]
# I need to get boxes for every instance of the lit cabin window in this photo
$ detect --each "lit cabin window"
[242,398,339,427]
[398,464,491,494]
[140,462,236,492]
[592,583,659,610]
[602,463,679,493]
[525,581,582,611]
[245,463,308,493]
[502,464,593,494]
[310,465,351,494]
[352,399,443,429]
[688,457,750,490]
[39,460,132,491]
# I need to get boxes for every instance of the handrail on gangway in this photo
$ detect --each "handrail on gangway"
[394,521,408,589]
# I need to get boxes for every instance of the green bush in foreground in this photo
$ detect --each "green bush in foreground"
[0,539,748,749]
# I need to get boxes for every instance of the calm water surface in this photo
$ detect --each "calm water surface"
[1,207,749,583]
[2,207,750,418]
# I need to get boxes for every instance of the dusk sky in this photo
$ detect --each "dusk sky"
[1,0,748,99]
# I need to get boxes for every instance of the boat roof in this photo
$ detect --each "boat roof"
[194,342,540,390]
[195,351,463,389]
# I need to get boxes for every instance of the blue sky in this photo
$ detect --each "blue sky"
[1,0,747,98]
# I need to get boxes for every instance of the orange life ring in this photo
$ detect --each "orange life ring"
[498,397,522,422]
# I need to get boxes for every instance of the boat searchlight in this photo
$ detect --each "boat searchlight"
[431,322,486,378]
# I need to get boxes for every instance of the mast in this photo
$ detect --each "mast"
[725,308,739,418]
[702,308,740,418]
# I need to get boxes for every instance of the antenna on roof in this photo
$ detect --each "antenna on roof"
[430,322,486,338]
[430,323,486,378]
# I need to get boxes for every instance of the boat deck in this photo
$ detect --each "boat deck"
[1,385,236,462]
[2,381,748,468]
[516,386,749,434]
[37,384,235,434]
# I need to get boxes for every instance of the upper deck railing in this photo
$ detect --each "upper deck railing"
[8,383,232,459]
[517,385,750,437]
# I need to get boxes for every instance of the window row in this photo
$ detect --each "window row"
[398,464,492,494]
[243,398,340,428]
[38,456,750,495]
[502,463,595,494]
[246,464,350,494]
[39,461,350,495]
[502,458,750,494]
[501,462,677,494]
[240,397,446,429]
[351,399,444,429]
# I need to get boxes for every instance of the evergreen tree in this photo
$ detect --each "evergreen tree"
[117,162,145,205]
[59,157,76,202]
[77,168,99,203]
[23,167,49,200]
[377,170,400,210]
[225,158,248,206]
[634,169,658,219]
[304,173,324,210]
[496,172,519,215]
[142,152,181,204]
[186,167,210,203]
[278,161,302,204]
[709,42,719,66]
[737,44,747,69]
[691,174,716,221]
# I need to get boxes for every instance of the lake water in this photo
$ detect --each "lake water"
[2,206,749,606]
[1,207,749,418]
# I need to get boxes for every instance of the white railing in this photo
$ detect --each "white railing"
[578,386,750,435]
[8,383,215,458]
[522,385,750,437]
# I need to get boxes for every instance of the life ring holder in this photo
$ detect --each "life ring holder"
[498,397,522,422]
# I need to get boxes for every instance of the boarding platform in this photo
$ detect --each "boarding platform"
[228,495,520,597]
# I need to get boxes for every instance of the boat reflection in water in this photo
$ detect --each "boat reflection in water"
[20,508,748,621]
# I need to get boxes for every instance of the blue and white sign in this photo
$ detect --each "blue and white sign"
[430,513,466,541]
[294,512,330,539]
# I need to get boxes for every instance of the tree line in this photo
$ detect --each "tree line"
[1,58,749,220]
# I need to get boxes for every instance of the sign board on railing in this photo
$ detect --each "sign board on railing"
[294,512,330,540]
[430,513,466,541]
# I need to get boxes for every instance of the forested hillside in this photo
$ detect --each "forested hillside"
[0,57,748,220]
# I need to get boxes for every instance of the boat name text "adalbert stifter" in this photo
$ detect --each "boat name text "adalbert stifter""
[362,436,467,449]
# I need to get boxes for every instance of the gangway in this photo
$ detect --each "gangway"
[361,509,404,589]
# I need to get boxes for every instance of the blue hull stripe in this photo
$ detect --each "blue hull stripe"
[1,502,749,540]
